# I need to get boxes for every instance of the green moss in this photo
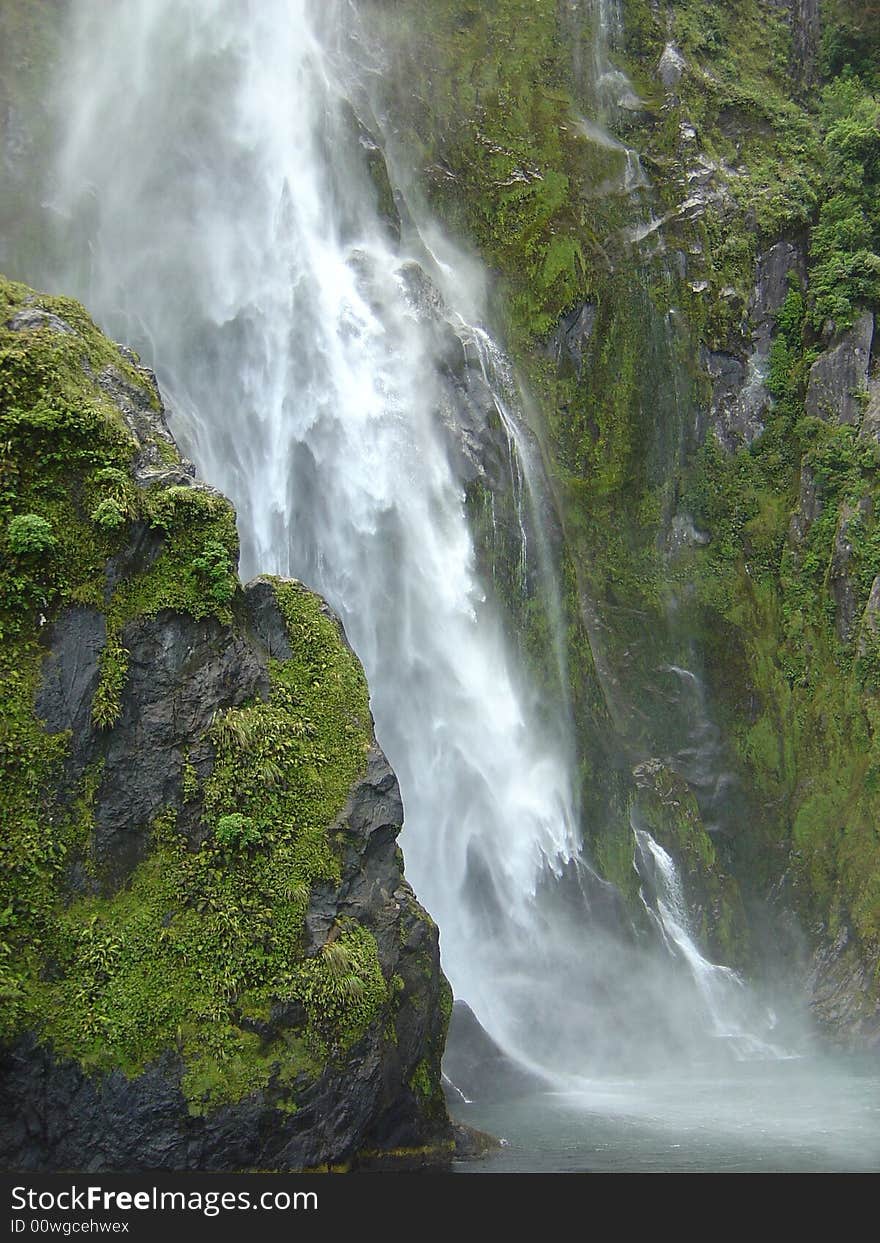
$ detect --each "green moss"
[181,759,199,802]
[22,571,377,1104]
[203,579,371,853]
[214,813,261,852]
[91,634,129,730]
[290,923,388,1058]
[677,300,880,958]
[7,512,56,555]
[438,976,453,1027]
[409,1058,433,1101]
[0,280,399,1115]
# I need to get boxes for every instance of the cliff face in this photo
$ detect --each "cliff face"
[361,0,880,1041]
[0,278,451,1170]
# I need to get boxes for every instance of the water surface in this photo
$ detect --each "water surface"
[453,1057,880,1173]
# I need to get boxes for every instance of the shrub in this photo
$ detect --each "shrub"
[90,497,127,530]
[7,513,56,556]
[193,539,236,604]
[215,813,261,852]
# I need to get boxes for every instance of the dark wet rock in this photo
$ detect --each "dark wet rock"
[461,840,507,938]
[790,0,821,91]
[103,521,164,601]
[97,362,197,485]
[701,243,805,453]
[443,1002,546,1104]
[339,99,401,245]
[35,597,270,889]
[451,1122,502,1160]
[858,373,880,445]
[808,925,880,1048]
[805,312,874,426]
[790,463,821,543]
[550,301,597,376]
[703,348,771,452]
[858,575,880,656]
[536,854,635,944]
[396,259,448,321]
[749,241,806,355]
[394,259,519,491]
[360,132,401,244]
[434,368,509,488]
[97,609,267,879]
[243,574,294,661]
[35,607,107,746]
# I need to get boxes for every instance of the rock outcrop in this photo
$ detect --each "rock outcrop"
[703,242,806,453]
[805,313,874,426]
[0,277,451,1171]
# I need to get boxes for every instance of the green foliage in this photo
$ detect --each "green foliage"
[409,1058,434,1101]
[88,466,139,530]
[808,79,880,330]
[6,512,55,556]
[215,813,261,852]
[181,760,199,802]
[107,487,240,629]
[820,2,880,87]
[192,538,236,605]
[89,497,127,530]
[290,923,388,1056]
[203,580,371,846]
[91,635,129,730]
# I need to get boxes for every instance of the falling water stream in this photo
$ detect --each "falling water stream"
[38,0,598,1066]
[6,0,880,1170]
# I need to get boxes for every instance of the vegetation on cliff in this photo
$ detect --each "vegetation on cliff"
[0,278,450,1160]
[367,0,880,1024]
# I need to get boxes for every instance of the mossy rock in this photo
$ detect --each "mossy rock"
[0,278,451,1170]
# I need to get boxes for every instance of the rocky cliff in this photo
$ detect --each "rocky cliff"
[0,277,451,1170]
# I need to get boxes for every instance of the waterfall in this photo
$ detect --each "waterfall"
[8,0,782,1077]
[35,0,587,1064]
[634,829,785,1060]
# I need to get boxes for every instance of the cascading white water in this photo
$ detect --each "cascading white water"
[634,829,785,1059]
[38,0,588,1063]
[17,0,781,1077]
[588,0,641,118]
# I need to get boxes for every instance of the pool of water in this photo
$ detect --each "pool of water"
[451,1055,880,1172]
